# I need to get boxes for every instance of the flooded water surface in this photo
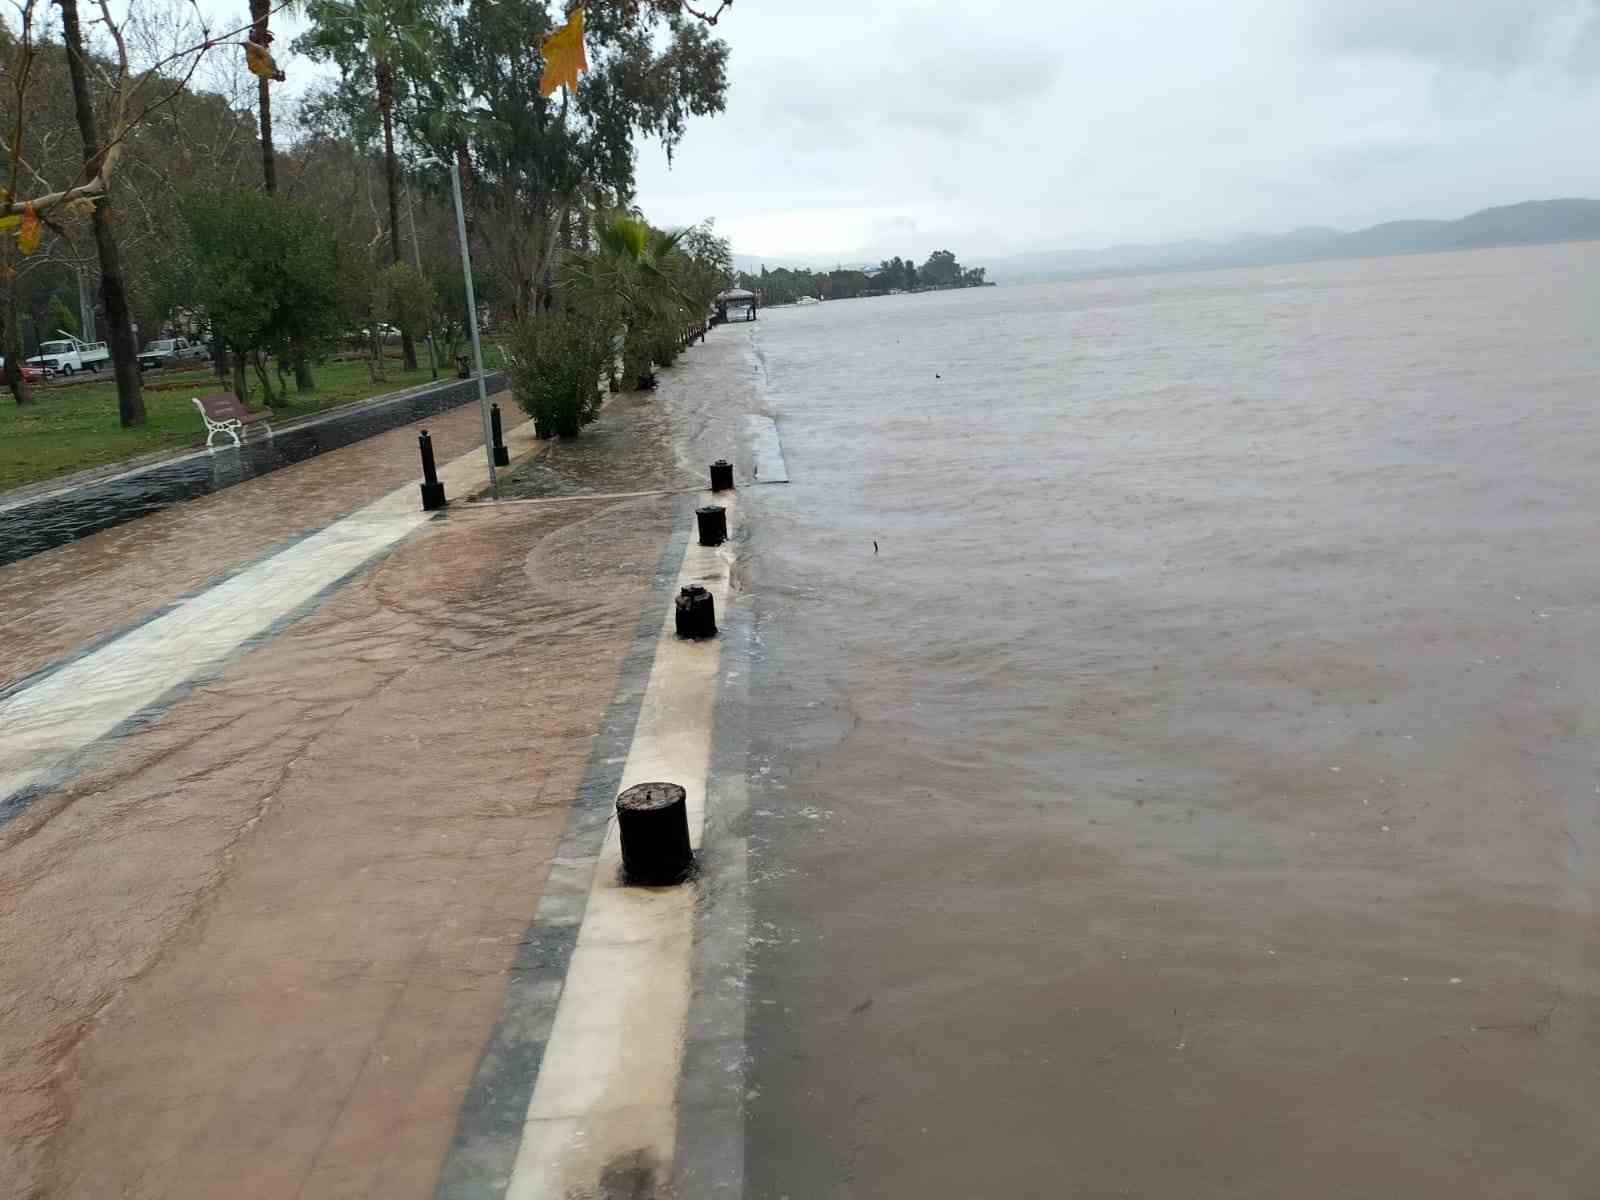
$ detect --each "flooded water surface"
[735,244,1600,1197]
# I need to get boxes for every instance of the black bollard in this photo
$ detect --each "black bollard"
[418,430,447,510]
[675,584,717,639]
[709,459,734,492]
[490,402,511,467]
[696,504,727,547]
[616,781,693,885]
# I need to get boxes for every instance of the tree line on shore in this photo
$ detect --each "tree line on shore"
[735,248,989,305]
[0,0,736,432]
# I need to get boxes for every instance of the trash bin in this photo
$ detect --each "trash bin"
[456,354,471,380]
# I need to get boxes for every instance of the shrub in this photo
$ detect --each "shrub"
[649,319,682,369]
[506,310,608,438]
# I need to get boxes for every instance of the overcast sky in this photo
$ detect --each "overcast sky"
[630,0,1600,264]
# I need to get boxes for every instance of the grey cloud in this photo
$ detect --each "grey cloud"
[760,40,1060,142]
[1322,140,1431,184]
[1316,0,1600,74]
[635,0,1600,262]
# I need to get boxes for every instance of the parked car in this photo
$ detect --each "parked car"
[0,356,46,382]
[137,337,195,370]
[27,335,110,376]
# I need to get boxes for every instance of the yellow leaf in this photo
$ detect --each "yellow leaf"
[64,196,98,219]
[538,5,587,98]
[244,40,285,82]
[0,214,20,231]
[17,204,41,254]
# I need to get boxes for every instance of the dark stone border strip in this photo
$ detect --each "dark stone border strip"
[433,504,693,1200]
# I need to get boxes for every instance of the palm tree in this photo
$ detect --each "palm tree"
[249,0,278,191]
[561,210,690,389]
[297,0,434,371]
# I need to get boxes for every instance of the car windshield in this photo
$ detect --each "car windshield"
[142,340,175,352]
[38,341,72,355]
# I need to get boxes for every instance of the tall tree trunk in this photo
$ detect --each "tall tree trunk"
[5,280,33,405]
[250,0,275,192]
[377,61,418,372]
[58,0,143,427]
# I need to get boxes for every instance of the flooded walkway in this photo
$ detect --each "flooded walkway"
[0,374,506,568]
[0,355,743,1198]
[1,402,496,691]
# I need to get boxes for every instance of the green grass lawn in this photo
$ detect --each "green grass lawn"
[0,356,446,493]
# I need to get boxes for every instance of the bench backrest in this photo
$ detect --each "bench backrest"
[195,392,270,421]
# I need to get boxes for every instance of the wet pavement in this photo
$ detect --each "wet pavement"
[23,498,681,1199]
[0,374,505,568]
[0,325,766,1199]
[1,402,494,692]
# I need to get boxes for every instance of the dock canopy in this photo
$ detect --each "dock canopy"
[714,288,757,323]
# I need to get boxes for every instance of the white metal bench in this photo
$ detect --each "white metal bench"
[193,392,273,450]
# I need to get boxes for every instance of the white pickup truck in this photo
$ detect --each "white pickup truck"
[27,335,110,376]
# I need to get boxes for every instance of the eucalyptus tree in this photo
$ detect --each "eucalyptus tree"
[405,0,729,319]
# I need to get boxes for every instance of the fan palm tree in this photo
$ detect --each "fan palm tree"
[561,210,690,389]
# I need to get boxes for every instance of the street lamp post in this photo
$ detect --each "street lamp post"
[403,178,439,381]
[417,154,496,498]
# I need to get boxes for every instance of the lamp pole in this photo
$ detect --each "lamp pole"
[418,154,496,498]
[403,178,439,381]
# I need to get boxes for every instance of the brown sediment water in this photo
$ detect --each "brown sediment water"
[738,244,1600,1196]
[0,401,495,691]
[6,236,1600,1198]
[0,494,679,1198]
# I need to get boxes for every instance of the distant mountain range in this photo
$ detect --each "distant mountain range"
[982,198,1600,285]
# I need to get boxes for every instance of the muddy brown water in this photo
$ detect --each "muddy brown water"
[5,242,1600,1198]
[736,244,1600,1197]
[0,403,496,692]
[0,493,682,1199]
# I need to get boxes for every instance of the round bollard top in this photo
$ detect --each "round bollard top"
[680,584,710,599]
[617,781,687,813]
[712,458,731,468]
[696,504,726,516]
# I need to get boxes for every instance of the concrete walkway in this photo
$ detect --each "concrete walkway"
[0,389,694,1198]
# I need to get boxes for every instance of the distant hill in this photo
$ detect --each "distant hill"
[984,199,1600,285]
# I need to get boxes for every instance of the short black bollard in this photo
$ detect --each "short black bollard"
[616,781,693,885]
[490,402,511,467]
[709,459,734,491]
[675,584,717,639]
[456,354,471,380]
[418,429,447,510]
[696,504,727,547]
